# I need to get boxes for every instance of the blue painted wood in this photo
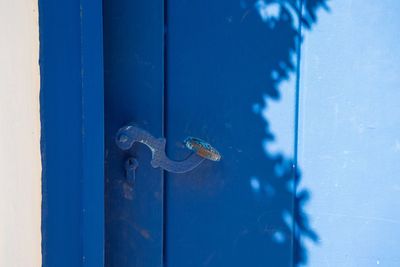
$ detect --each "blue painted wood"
[39,0,104,266]
[80,0,105,266]
[164,1,301,266]
[103,1,164,266]
[100,0,327,266]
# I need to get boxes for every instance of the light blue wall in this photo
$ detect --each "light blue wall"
[299,1,400,266]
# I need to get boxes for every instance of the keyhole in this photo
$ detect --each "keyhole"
[125,157,139,184]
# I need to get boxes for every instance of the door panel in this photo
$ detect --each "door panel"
[165,1,300,266]
[103,1,164,266]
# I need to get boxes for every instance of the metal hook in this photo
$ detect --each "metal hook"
[116,125,220,174]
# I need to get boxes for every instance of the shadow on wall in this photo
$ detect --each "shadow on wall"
[238,0,330,265]
[247,0,330,265]
[164,0,330,266]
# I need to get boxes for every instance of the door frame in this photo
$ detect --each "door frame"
[39,0,104,266]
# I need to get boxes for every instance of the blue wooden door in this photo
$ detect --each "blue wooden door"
[103,0,324,266]
[106,0,400,267]
[104,0,318,266]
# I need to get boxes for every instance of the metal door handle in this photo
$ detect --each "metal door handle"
[116,124,220,174]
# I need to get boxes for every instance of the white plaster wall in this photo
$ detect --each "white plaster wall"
[0,1,41,266]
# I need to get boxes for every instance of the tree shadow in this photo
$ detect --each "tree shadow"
[163,0,329,266]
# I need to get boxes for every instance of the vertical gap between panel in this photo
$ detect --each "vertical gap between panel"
[293,0,305,266]
[162,0,169,265]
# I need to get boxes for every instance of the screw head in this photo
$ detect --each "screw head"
[118,134,130,144]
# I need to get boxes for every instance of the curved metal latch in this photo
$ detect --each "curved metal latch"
[116,125,221,174]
